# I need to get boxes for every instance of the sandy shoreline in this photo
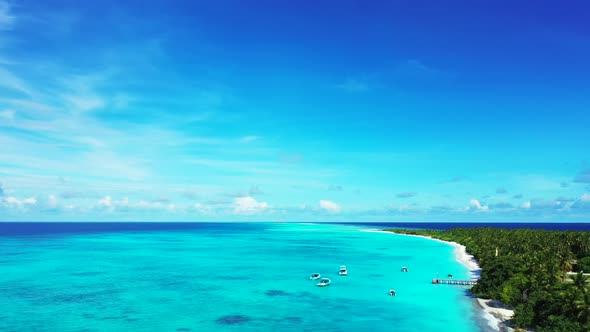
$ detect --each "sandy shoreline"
[362,229,514,332]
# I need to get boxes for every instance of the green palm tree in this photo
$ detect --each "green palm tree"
[576,292,590,323]
[557,249,575,281]
[571,271,588,294]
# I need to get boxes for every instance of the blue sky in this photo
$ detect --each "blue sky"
[1,0,589,221]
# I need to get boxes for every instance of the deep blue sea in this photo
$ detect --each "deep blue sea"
[332,222,590,231]
[1,222,587,332]
[2,222,589,237]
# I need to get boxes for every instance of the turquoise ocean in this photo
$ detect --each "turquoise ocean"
[0,222,490,331]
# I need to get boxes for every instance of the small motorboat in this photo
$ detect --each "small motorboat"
[389,289,396,297]
[317,278,331,287]
[401,266,408,272]
[338,265,348,276]
[447,274,453,279]
[309,273,321,280]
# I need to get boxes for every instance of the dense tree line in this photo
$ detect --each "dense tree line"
[386,228,590,331]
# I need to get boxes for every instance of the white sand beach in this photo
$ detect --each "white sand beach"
[407,234,482,279]
[363,229,515,331]
[476,299,515,332]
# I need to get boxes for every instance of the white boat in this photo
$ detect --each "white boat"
[309,273,321,280]
[401,266,408,272]
[317,278,331,287]
[389,289,396,297]
[338,265,348,276]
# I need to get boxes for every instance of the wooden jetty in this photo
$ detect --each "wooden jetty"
[432,278,477,286]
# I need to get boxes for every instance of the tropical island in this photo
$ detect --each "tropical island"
[386,228,590,332]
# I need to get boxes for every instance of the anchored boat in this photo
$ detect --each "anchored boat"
[317,278,331,287]
[309,273,321,280]
[338,265,348,276]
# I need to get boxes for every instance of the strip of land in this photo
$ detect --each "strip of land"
[377,230,514,331]
[381,227,590,332]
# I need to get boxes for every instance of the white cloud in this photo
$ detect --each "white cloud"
[98,196,112,207]
[64,94,105,112]
[399,204,418,212]
[98,196,129,209]
[48,194,58,209]
[320,200,341,213]
[75,136,106,148]
[137,200,165,209]
[194,203,213,215]
[80,151,149,181]
[469,199,489,211]
[521,201,531,209]
[0,1,15,30]
[0,109,15,119]
[116,198,129,208]
[98,197,175,212]
[22,197,36,205]
[572,193,590,211]
[1,196,37,209]
[0,68,32,95]
[233,196,269,214]
[396,59,445,79]
[240,136,260,143]
[135,199,173,211]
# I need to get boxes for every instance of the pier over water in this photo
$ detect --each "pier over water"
[432,278,478,286]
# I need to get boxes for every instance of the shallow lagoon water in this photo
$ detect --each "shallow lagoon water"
[0,222,486,331]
